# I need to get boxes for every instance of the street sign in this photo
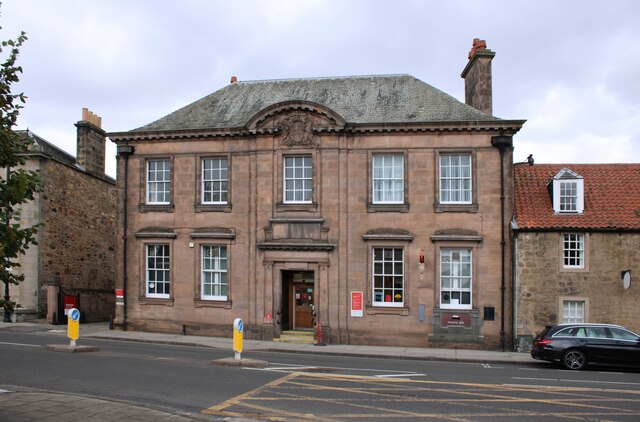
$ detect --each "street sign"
[67,307,80,345]
[69,308,80,322]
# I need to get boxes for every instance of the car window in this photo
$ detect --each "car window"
[585,327,607,338]
[535,326,552,339]
[575,327,587,337]
[609,327,640,341]
[555,327,581,337]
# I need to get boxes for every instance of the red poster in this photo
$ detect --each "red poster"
[63,295,78,315]
[351,291,363,317]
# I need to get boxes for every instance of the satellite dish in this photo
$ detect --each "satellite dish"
[622,271,631,289]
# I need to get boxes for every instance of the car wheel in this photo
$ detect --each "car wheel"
[562,349,586,370]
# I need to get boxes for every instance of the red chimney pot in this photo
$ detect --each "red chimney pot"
[468,38,488,59]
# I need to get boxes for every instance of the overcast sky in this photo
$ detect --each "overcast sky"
[4,0,640,178]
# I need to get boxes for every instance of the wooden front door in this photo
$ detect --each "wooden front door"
[291,282,314,330]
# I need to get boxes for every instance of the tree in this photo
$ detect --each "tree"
[0,19,41,319]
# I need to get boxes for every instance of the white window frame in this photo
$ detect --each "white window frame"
[552,169,584,214]
[146,244,170,299]
[283,155,312,204]
[201,245,228,301]
[439,154,472,204]
[372,154,404,204]
[202,158,228,204]
[562,300,585,324]
[372,247,404,307]
[559,180,578,212]
[562,233,584,269]
[440,248,472,309]
[146,159,171,205]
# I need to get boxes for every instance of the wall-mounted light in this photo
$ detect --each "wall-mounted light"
[622,270,632,289]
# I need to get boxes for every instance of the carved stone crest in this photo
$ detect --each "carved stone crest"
[277,114,316,148]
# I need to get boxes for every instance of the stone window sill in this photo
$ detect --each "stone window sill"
[195,203,232,213]
[194,299,232,309]
[365,306,410,316]
[560,266,589,273]
[366,203,410,213]
[138,297,174,306]
[139,204,175,213]
[276,202,318,212]
[434,203,478,213]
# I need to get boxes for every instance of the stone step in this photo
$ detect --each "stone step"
[274,330,316,344]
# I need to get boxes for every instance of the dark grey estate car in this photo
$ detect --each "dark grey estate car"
[531,323,640,370]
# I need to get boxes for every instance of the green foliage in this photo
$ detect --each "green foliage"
[0,19,42,314]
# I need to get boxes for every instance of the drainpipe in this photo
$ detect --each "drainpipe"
[3,165,11,323]
[491,134,512,352]
[116,144,134,331]
[511,227,518,350]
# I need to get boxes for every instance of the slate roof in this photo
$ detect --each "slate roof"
[514,163,640,231]
[16,130,78,167]
[132,74,501,132]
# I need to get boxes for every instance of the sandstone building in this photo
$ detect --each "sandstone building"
[109,40,525,349]
[513,163,640,350]
[11,109,116,322]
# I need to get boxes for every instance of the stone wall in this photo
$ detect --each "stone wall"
[10,158,43,319]
[515,231,640,350]
[38,159,116,322]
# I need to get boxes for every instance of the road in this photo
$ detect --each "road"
[1,327,640,420]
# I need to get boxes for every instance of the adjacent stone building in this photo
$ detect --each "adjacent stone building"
[513,163,640,351]
[11,109,116,322]
[109,40,525,349]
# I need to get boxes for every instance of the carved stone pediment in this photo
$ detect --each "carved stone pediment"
[277,113,316,148]
[246,101,345,143]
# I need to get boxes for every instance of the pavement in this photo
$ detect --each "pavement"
[0,320,533,421]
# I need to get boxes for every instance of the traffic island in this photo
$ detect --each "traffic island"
[211,357,268,368]
[210,318,267,367]
[45,344,100,353]
[45,308,99,352]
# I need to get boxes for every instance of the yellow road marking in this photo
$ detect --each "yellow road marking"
[202,371,640,420]
[202,371,297,414]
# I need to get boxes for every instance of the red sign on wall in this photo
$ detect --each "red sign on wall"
[115,288,124,306]
[441,312,472,328]
[351,291,363,317]
[63,295,78,316]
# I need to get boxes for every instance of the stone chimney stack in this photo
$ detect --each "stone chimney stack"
[75,108,106,176]
[461,38,495,116]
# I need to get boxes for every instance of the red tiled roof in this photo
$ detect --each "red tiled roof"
[514,163,640,230]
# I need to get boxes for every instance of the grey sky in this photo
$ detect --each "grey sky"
[4,0,639,178]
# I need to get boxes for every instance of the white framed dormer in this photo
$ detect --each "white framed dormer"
[551,168,584,214]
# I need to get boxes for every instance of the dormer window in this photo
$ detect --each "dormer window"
[559,180,578,212]
[551,168,584,214]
